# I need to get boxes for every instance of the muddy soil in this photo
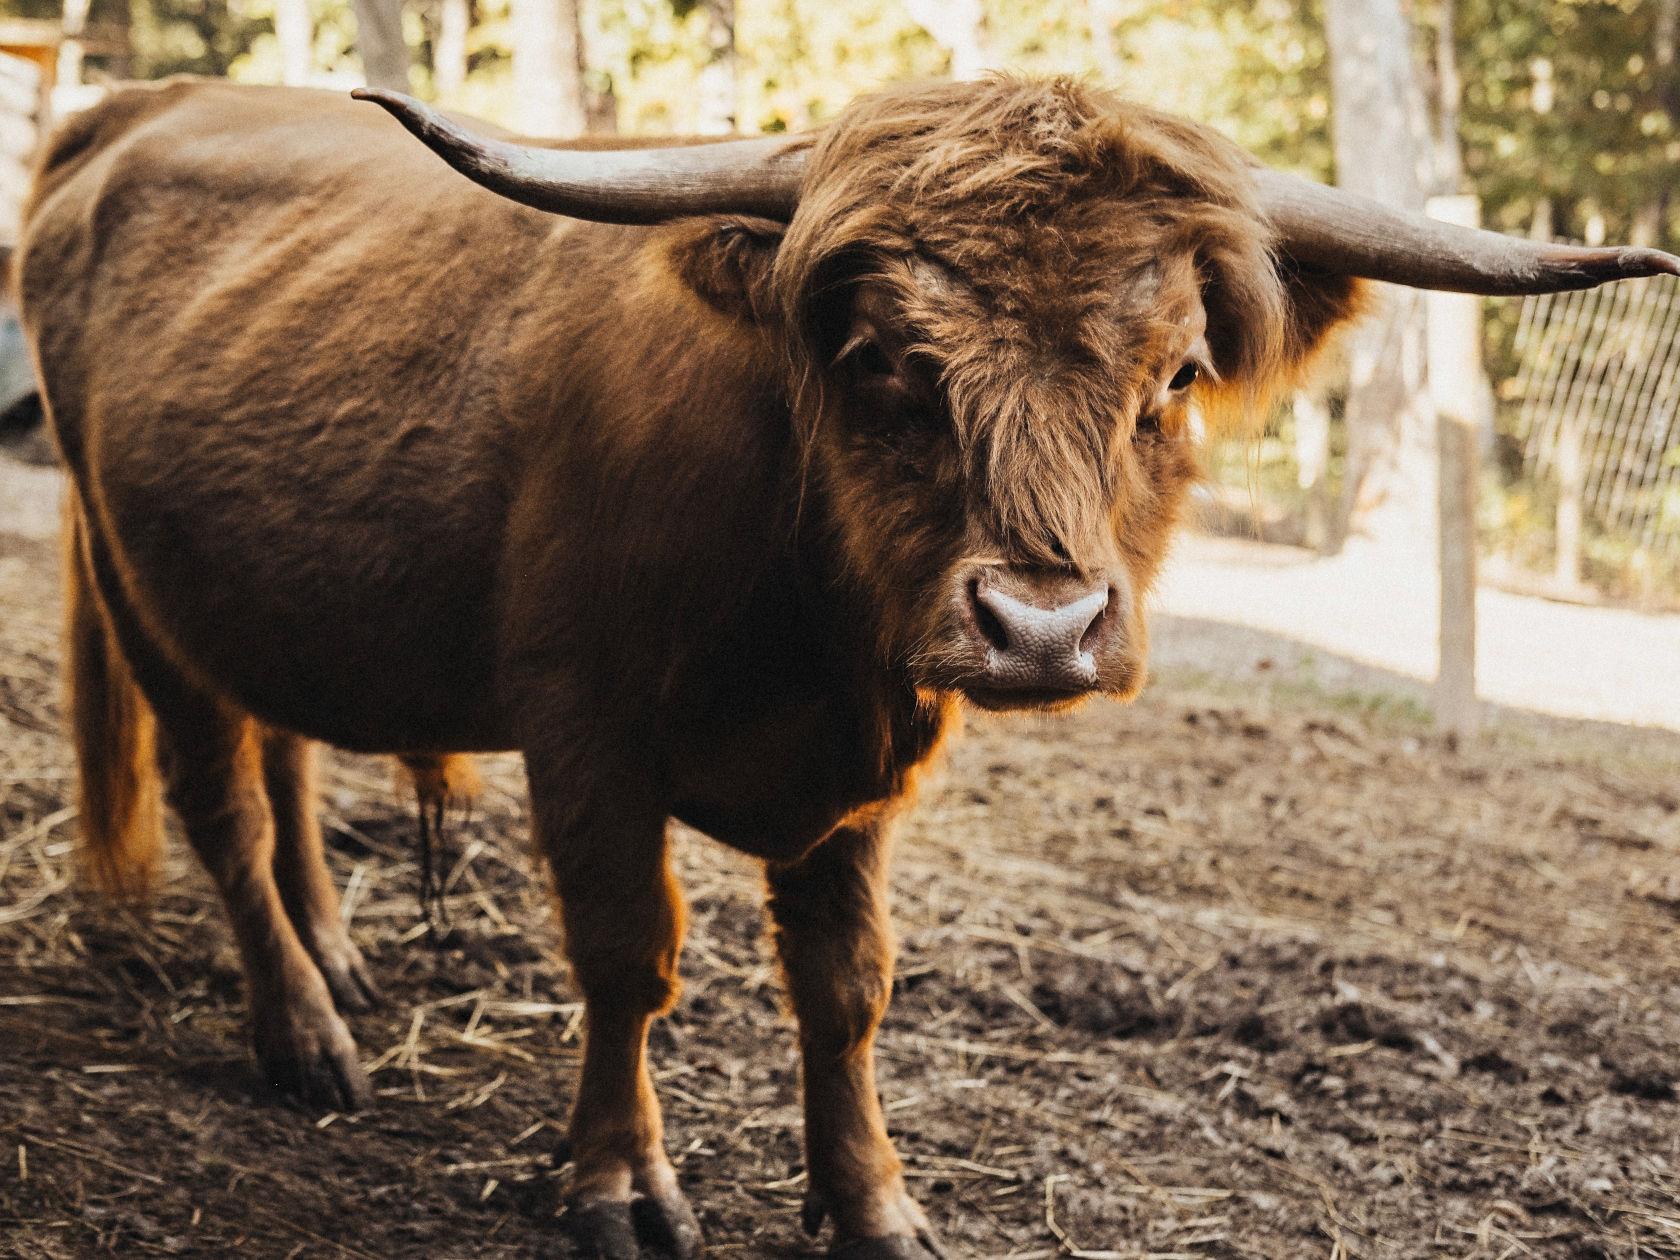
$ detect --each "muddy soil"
[2,486,1677,1259]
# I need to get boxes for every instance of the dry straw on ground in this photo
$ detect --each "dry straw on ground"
[2,494,1678,1258]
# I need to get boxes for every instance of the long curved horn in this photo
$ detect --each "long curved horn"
[1255,167,1680,295]
[352,89,808,224]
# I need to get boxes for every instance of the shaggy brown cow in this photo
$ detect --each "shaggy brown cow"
[15,75,1674,1258]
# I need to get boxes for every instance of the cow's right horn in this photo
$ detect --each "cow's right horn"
[1254,166,1680,295]
[353,89,808,224]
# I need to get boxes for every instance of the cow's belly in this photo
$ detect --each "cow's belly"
[82,404,518,753]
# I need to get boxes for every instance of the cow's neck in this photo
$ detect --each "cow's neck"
[658,476,957,862]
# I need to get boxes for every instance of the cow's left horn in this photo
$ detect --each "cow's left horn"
[1254,167,1680,295]
[353,89,808,224]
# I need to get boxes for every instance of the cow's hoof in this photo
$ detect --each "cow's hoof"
[294,918,381,1014]
[633,1189,703,1258]
[565,1200,640,1260]
[254,1005,372,1112]
[803,1187,945,1260]
[566,1190,704,1260]
[830,1235,946,1260]
[316,939,381,1014]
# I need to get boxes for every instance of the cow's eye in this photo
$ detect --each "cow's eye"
[851,339,896,378]
[1169,361,1199,391]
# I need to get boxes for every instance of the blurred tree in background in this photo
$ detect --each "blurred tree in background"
[1453,0,1679,243]
[26,0,1659,252]
[8,0,1675,589]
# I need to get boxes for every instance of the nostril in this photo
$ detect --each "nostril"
[968,579,1011,653]
[1078,586,1115,654]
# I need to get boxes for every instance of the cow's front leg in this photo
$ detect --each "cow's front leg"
[530,764,700,1260]
[766,823,943,1259]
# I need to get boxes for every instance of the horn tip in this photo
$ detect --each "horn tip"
[1624,247,1680,279]
[1544,243,1680,290]
[351,87,436,137]
[350,86,415,112]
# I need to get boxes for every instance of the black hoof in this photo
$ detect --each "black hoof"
[831,1235,945,1260]
[306,932,381,1014]
[262,1045,372,1112]
[255,1013,372,1113]
[566,1192,704,1260]
[320,952,381,1014]
[633,1190,703,1259]
[567,1199,642,1260]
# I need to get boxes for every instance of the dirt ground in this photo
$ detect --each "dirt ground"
[2,456,1678,1259]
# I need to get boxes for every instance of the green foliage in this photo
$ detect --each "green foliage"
[106,0,1678,247]
[45,0,1680,602]
[127,0,266,79]
[1449,0,1678,246]
[1084,0,1336,176]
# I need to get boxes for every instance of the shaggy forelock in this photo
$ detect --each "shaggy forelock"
[773,75,1293,378]
[770,76,1300,565]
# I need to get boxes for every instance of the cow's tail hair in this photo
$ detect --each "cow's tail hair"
[64,491,164,897]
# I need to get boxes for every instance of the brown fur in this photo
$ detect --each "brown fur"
[17,75,1359,1253]
[63,489,163,896]
[396,752,481,813]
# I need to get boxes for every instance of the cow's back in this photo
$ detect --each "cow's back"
[16,81,575,751]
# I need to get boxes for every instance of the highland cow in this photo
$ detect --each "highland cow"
[14,75,1673,1257]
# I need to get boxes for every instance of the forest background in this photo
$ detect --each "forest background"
[6,0,1679,602]
[13,0,1676,252]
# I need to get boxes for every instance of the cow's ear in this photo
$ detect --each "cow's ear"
[671,216,785,326]
[1278,262,1364,368]
[1200,248,1365,428]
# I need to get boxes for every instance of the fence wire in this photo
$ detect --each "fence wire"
[1505,274,1680,558]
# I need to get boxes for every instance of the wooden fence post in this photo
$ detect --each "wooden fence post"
[1553,413,1585,589]
[0,52,42,248]
[1292,389,1333,553]
[1427,195,1483,744]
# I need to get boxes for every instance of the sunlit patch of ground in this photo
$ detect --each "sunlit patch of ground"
[1153,531,1680,733]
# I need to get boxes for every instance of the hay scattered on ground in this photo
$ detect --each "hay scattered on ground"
[2,510,1677,1259]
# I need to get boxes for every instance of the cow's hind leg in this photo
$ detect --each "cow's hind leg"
[155,704,371,1111]
[529,758,701,1260]
[263,732,379,1013]
[80,524,371,1111]
[766,823,942,1259]
[152,708,371,1110]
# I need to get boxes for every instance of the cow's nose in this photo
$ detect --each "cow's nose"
[965,571,1113,692]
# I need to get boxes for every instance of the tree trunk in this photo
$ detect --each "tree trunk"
[275,0,314,85]
[695,0,737,134]
[904,0,990,81]
[1426,195,1484,743]
[1086,0,1124,85]
[1658,0,1679,116]
[1431,0,1463,194]
[434,0,469,98]
[511,0,587,137]
[1325,0,1436,568]
[353,0,410,92]
[56,0,92,89]
[58,0,91,88]
[1639,0,1679,248]
[1292,389,1333,553]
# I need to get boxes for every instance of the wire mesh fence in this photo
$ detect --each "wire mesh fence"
[1503,274,1680,567]
[1198,275,1680,609]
